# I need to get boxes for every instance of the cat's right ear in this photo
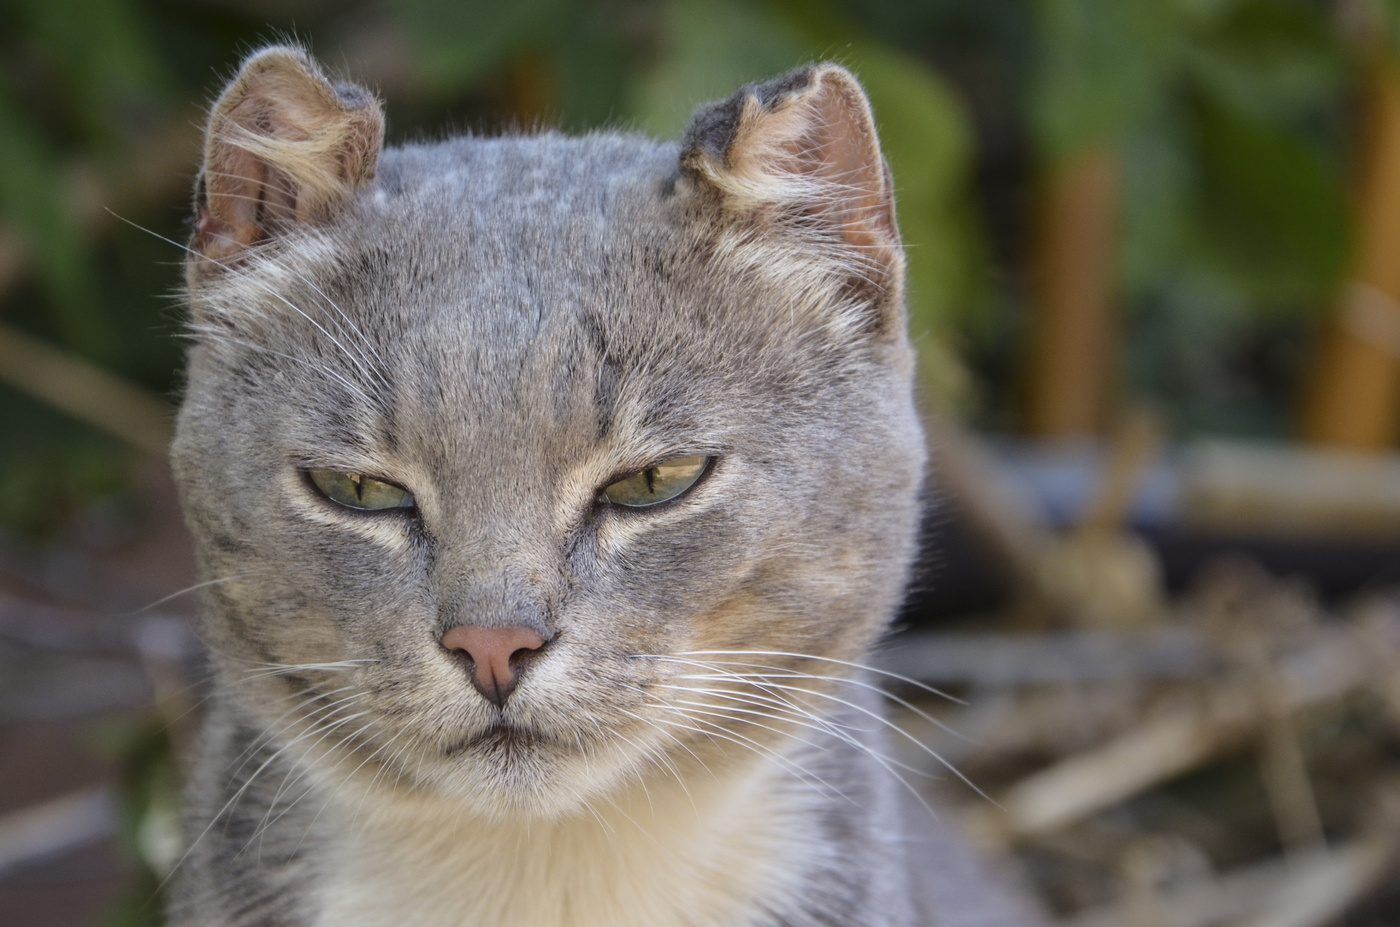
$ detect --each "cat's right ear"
[679,64,903,325]
[192,46,384,266]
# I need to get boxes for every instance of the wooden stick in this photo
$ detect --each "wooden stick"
[921,409,1051,587]
[1077,410,1161,535]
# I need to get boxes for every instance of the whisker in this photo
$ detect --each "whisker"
[675,649,964,705]
[240,659,381,680]
[669,657,975,745]
[283,718,400,856]
[616,699,719,789]
[621,718,702,812]
[185,327,380,408]
[226,690,366,790]
[317,727,412,845]
[120,573,258,615]
[161,705,370,892]
[219,688,361,784]
[673,667,994,806]
[109,212,392,401]
[647,703,852,804]
[248,705,384,852]
[658,686,931,780]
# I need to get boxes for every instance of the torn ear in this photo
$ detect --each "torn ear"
[193,45,384,264]
[680,64,901,295]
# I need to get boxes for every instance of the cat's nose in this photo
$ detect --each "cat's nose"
[440,625,546,708]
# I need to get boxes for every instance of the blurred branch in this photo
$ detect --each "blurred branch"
[0,117,193,454]
[0,786,115,877]
[1062,833,1398,927]
[977,628,1366,840]
[881,627,1211,688]
[0,321,172,454]
[1231,833,1396,927]
[924,410,1167,626]
[923,409,1051,587]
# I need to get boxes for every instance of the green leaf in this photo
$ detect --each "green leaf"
[389,0,571,92]
[1032,0,1178,155]
[13,0,169,139]
[626,0,808,137]
[1191,96,1348,306]
[1183,0,1344,126]
[1383,0,1400,56]
[0,86,104,353]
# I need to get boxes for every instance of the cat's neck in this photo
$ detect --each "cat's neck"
[310,757,816,927]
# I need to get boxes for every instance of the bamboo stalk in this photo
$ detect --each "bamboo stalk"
[1300,53,1400,449]
[1023,145,1121,438]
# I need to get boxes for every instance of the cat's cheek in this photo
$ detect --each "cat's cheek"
[584,488,760,614]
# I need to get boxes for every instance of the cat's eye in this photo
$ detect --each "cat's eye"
[308,470,415,511]
[602,456,709,508]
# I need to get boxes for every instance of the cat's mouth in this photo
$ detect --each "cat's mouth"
[448,721,545,756]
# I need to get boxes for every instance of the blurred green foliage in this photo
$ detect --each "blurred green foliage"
[0,3,1396,923]
[0,0,1394,532]
[1102,0,1353,436]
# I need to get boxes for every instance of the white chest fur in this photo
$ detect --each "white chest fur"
[312,764,814,927]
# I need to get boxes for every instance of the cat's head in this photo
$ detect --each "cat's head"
[174,46,925,819]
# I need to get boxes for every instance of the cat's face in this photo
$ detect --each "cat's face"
[174,48,924,820]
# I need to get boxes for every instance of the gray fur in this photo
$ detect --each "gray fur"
[169,46,1044,927]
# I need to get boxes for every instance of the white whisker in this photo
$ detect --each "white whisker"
[676,649,964,705]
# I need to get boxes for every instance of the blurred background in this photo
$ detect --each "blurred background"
[5,0,1400,924]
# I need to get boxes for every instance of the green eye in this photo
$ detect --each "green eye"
[308,470,415,511]
[603,456,709,508]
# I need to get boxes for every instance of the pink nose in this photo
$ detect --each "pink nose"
[440,625,546,707]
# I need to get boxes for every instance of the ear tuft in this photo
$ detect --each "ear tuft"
[193,45,384,264]
[680,64,900,273]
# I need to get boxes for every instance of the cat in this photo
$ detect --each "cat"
[166,44,1045,927]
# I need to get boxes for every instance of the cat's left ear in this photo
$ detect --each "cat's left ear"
[192,45,384,265]
[680,64,902,315]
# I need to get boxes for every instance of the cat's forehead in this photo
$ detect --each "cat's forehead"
[342,135,696,348]
[276,135,745,468]
[373,133,680,249]
[192,128,869,482]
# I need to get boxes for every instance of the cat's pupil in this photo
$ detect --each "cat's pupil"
[644,468,656,493]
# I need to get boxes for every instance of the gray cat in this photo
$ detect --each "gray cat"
[167,45,1044,927]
